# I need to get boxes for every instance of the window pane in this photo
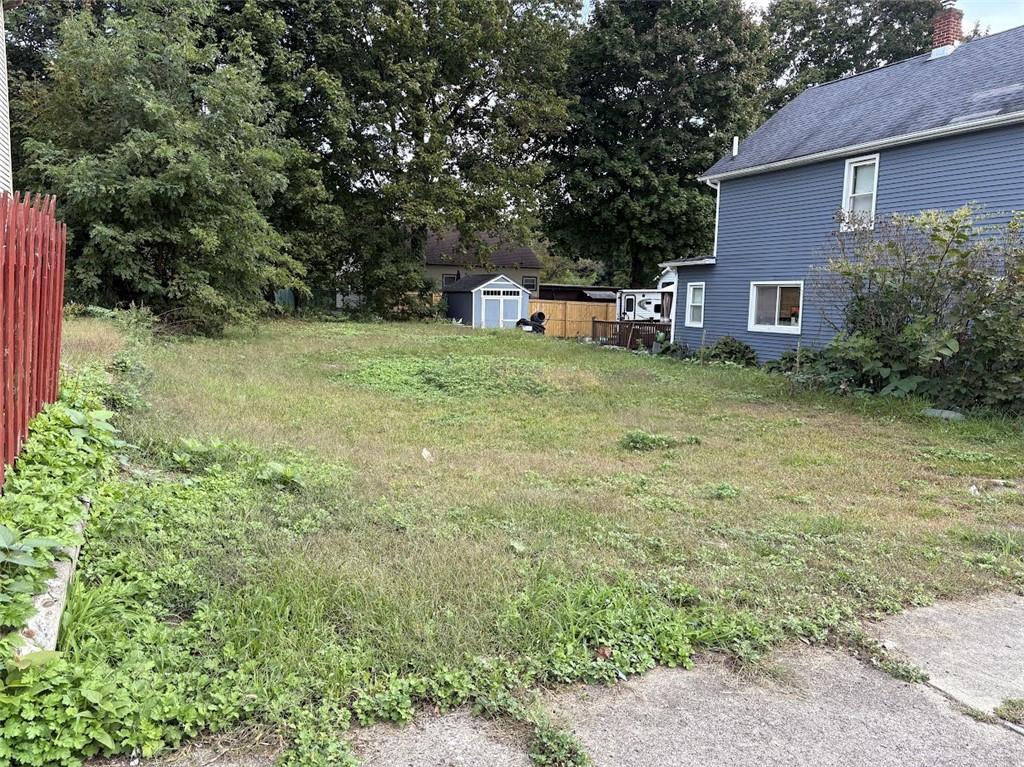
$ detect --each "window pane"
[852,162,875,194]
[691,286,703,305]
[690,305,703,324]
[778,286,801,325]
[755,286,776,325]
[850,193,873,216]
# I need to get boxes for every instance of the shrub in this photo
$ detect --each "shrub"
[808,207,1024,413]
[763,346,820,374]
[23,0,301,334]
[703,336,757,366]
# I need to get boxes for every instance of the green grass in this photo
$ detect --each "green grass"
[53,317,1024,761]
[995,698,1024,725]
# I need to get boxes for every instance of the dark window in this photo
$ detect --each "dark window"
[625,296,635,313]
[522,276,538,291]
[442,273,458,287]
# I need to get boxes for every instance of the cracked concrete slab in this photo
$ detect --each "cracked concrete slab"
[350,709,531,767]
[549,650,1022,767]
[871,593,1024,716]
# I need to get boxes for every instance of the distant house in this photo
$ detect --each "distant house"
[425,232,542,294]
[668,3,1024,360]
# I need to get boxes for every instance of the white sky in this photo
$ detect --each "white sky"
[743,0,1023,34]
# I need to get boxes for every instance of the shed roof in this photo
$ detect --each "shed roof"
[425,231,542,269]
[442,273,516,292]
[703,24,1024,180]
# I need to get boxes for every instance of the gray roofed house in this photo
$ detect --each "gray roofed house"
[667,2,1024,362]
[703,22,1024,181]
[424,231,542,294]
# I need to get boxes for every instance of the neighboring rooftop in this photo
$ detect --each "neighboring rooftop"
[703,23,1024,180]
[425,231,541,269]
[442,273,510,292]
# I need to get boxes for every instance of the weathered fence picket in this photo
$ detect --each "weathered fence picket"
[0,193,67,488]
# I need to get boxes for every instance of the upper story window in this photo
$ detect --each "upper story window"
[442,273,458,287]
[842,155,878,229]
[521,275,538,292]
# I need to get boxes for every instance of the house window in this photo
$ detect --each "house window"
[522,276,538,292]
[842,155,878,229]
[685,282,705,328]
[748,281,803,335]
[442,273,458,287]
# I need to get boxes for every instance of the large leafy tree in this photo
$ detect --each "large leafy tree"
[224,0,578,313]
[20,0,301,332]
[545,0,763,287]
[762,0,944,111]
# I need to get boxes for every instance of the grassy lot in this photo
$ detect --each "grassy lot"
[51,317,1024,763]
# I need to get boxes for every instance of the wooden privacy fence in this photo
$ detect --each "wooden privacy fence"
[592,318,670,350]
[528,299,616,338]
[1,193,68,488]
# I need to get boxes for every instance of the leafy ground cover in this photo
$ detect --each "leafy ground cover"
[4,317,1022,766]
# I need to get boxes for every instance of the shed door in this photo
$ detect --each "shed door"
[481,288,523,328]
[482,294,501,328]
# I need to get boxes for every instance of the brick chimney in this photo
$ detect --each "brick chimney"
[932,1,963,50]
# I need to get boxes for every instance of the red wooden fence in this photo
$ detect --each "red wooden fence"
[1,193,67,488]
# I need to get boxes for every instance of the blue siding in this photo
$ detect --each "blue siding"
[446,292,473,325]
[675,123,1024,360]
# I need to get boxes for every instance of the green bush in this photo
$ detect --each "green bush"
[807,207,1024,413]
[704,336,757,366]
[23,0,301,334]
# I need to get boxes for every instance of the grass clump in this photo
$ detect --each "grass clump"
[994,698,1024,725]
[620,429,680,452]
[696,482,741,500]
[342,354,549,399]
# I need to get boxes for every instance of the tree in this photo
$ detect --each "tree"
[545,0,763,287]
[21,0,301,332]
[226,0,578,314]
[762,0,943,111]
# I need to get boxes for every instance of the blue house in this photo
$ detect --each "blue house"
[669,6,1024,360]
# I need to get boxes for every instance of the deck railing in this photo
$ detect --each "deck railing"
[591,318,670,351]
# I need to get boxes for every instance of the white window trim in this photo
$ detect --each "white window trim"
[841,154,879,230]
[747,281,804,335]
[684,282,705,328]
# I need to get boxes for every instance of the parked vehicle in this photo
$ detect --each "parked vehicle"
[616,266,676,321]
[617,289,674,321]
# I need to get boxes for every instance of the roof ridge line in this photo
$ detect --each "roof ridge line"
[810,23,1024,92]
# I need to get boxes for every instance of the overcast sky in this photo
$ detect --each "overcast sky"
[743,0,1022,33]
[581,2,1023,34]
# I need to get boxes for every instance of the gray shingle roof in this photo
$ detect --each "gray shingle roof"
[442,273,505,292]
[425,231,541,269]
[704,25,1024,179]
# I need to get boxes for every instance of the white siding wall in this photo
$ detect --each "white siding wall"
[0,9,13,194]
